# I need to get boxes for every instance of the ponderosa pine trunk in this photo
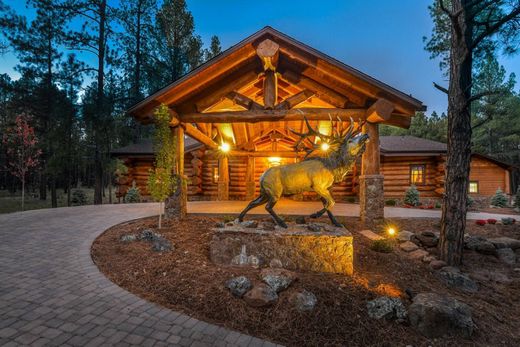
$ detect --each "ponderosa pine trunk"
[439,0,473,266]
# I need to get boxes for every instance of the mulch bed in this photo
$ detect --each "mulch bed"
[91,215,520,346]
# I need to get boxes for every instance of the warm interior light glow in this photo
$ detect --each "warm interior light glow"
[220,142,230,152]
[320,142,330,151]
[267,157,281,167]
[387,227,396,236]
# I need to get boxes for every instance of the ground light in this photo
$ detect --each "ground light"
[220,142,230,153]
[387,227,396,236]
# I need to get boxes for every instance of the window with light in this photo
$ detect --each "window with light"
[410,165,425,185]
[469,181,479,194]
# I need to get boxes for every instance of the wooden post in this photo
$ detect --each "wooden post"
[245,156,256,200]
[165,126,187,218]
[263,69,277,109]
[217,156,229,200]
[359,122,384,226]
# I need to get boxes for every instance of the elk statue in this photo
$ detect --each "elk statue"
[238,117,369,228]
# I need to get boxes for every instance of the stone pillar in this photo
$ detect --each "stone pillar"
[217,156,229,200]
[245,156,255,200]
[165,126,187,218]
[360,122,384,226]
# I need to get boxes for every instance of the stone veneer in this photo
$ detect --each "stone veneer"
[209,224,354,275]
[359,174,385,227]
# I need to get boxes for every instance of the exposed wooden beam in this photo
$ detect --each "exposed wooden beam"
[226,91,263,110]
[207,150,302,158]
[281,69,350,108]
[263,70,278,109]
[275,89,314,110]
[169,108,180,127]
[256,38,279,71]
[365,98,394,123]
[182,123,218,149]
[180,107,366,123]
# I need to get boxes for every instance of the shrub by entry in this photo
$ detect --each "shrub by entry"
[491,188,508,208]
[404,185,420,207]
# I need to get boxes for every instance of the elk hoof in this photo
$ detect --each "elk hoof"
[310,213,319,219]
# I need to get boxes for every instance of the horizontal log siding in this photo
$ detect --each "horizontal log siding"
[469,157,509,195]
[381,156,440,198]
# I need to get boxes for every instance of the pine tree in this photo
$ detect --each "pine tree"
[491,188,508,208]
[205,35,221,60]
[513,188,520,210]
[404,185,420,207]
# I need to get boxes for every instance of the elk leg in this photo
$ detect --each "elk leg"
[313,189,344,228]
[265,197,287,228]
[238,194,268,222]
[310,197,328,218]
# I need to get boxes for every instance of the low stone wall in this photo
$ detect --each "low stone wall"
[209,224,354,275]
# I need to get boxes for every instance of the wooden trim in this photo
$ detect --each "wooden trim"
[366,98,395,123]
[182,123,219,149]
[275,89,314,110]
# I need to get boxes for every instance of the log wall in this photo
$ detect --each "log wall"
[469,157,510,195]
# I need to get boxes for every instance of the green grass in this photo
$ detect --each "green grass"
[0,187,117,214]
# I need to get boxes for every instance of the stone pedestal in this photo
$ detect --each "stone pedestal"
[217,182,229,200]
[209,224,354,275]
[245,181,255,200]
[165,178,187,218]
[359,174,384,227]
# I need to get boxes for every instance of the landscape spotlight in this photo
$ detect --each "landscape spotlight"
[387,227,396,236]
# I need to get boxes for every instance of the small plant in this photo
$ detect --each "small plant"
[475,219,486,226]
[466,195,474,207]
[434,201,441,209]
[502,217,516,225]
[487,218,497,225]
[490,188,508,208]
[404,185,420,207]
[370,239,394,253]
[71,189,87,206]
[222,215,235,223]
[125,186,141,203]
[385,199,397,206]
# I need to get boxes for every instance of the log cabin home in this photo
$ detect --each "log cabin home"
[112,135,514,201]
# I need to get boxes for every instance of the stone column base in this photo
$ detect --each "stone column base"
[217,182,229,200]
[165,178,187,219]
[245,181,255,201]
[359,174,384,227]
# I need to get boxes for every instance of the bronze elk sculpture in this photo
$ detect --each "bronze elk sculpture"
[238,117,369,228]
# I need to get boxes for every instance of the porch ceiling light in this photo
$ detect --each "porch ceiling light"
[320,142,330,151]
[220,142,231,153]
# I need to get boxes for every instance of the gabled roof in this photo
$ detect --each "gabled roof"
[111,138,201,157]
[127,26,425,124]
[380,136,447,154]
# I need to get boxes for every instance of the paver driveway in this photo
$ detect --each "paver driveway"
[0,204,274,347]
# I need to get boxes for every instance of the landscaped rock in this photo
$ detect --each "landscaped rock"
[247,255,262,268]
[422,255,437,263]
[399,241,419,252]
[215,222,225,228]
[120,234,136,243]
[409,249,429,261]
[290,290,317,312]
[138,229,158,241]
[295,216,306,224]
[488,237,520,250]
[408,292,474,338]
[430,260,447,270]
[259,222,275,231]
[260,268,296,293]
[225,276,252,298]
[307,223,323,232]
[243,283,278,307]
[471,270,512,284]
[417,231,439,247]
[152,237,173,252]
[397,230,414,242]
[465,236,496,255]
[269,258,283,268]
[437,267,478,293]
[241,220,258,229]
[496,248,516,265]
[366,296,407,321]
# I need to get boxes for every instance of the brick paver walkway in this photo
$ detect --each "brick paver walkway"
[0,204,276,347]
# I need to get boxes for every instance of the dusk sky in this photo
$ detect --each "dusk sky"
[2,0,519,116]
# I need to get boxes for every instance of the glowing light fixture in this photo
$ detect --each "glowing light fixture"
[220,142,231,153]
[320,142,330,151]
[387,227,396,236]
[267,157,281,167]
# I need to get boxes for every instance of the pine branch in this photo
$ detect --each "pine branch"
[471,6,520,49]
[433,82,449,94]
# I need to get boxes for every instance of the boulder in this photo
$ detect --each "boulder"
[430,260,447,270]
[465,236,496,255]
[488,237,520,250]
[496,248,516,265]
[422,255,437,263]
[152,238,173,252]
[417,231,439,247]
[138,229,160,242]
[471,270,512,284]
[437,267,478,293]
[399,241,419,252]
[215,222,225,228]
[241,220,258,229]
[290,290,317,312]
[260,268,296,293]
[295,216,306,225]
[397,230,414,242]
[243,283,278,307]
[409,249,429,261]
[225,276,252,298]
[366,296,407,321]
[120,234,136,243]
[408,292,474,338]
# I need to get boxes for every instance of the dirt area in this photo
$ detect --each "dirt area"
[92,215,520,347]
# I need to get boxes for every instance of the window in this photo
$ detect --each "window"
[213,167,219,183]
[410,165,425,185]
[469,181,479,194]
